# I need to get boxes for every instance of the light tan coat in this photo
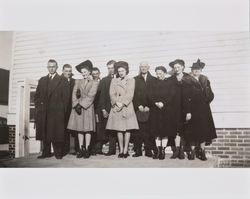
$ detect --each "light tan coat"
[67,78,99,132]
[106,76,139,132]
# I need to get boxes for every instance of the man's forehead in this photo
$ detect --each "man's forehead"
[140,61,149,67]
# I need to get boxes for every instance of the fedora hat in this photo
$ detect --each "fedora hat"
[75,60,93,73]
[191,59,205,69]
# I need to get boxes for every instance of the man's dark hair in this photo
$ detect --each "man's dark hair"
[106,60,116,66]
[62,64,72,70]
[155,66,167,73]
[48,59,58,67]
[92,67,100,73]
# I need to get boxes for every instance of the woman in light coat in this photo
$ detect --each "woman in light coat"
[67,60,99,159]
[106,61,139,158]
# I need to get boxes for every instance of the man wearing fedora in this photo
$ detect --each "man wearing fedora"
[35,59,70,159]
[132,61,157,157]
[184,59,217,161]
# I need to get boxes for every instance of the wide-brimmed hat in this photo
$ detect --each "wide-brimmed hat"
[75,60,93,73]
[191,59,205,69]
[169,59,185,68]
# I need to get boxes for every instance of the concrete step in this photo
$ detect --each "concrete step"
[0,153,219,168]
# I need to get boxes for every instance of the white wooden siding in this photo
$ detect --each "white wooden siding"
[8,31,250,127]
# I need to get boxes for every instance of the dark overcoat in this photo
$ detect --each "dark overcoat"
[184,74,217,144]
[147,78,174,138]
[133,72,157,122]
[165,73,193,137]
[34,73,70,142]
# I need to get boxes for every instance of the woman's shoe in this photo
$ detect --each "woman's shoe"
[187,149,195,160]
[84,146,91,159]
[118,153,124,158]
[123,153,130,158]
[153,147,161,159]
[178,147,185,159]
[159,147,165,160]
[170,147,179,159]
[76,146,85,158]
[200,149,207,161]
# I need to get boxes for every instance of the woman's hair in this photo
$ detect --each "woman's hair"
[155,66,167,73]
[114,61,129,76]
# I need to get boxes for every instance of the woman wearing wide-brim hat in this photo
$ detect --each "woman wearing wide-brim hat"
[166,59,193,160]
[106,61,139,158]
[184,59,217,161]
[67,60,99,159]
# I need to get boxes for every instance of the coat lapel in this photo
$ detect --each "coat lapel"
[48,73,61,97]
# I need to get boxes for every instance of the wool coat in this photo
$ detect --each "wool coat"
[34,73,70,142]
[106,76,139,132]
[67,78,99,132]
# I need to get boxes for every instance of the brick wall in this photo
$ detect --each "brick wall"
[205,128,250,167]
[8,125,15,158]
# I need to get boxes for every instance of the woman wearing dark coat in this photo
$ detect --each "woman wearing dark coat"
[167,59,193,160]
[147,66,173,160]
[184,59,216,161]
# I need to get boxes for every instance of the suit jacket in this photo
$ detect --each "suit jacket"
[34,73,70,142]
[98,75,113,113]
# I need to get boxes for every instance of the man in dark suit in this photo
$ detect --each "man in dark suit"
[34,59,70,159]
[62,64,79,156]
[98,60,117,156]
[132,61,157,157]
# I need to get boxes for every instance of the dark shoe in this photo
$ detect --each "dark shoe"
[132,150,142,157]
[118,153,124,158]
[96,150,104,155]
[84,147,91,159]
[105,151,116,156]
[123,153,130,158]
[195,147,202,159]
[76,146,85,158]
[187,150,195,160]
[159,147,165,160]
[178,147,185,159]
[170,147,179,159]
[69,151,78,155]
[145,150,153,158]
[55,155,63,159]
[200,149,207,161]
[37,153,53,159]
[153,147,161,159]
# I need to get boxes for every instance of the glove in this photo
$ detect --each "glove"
[76,88,81,99]
[74,103,82,115]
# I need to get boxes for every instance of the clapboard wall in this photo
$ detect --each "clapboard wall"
[8,31,250,128]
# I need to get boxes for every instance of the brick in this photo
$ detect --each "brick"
[205,147,217,150]
[218,147,230,150]
[238,135,250,139]
[218,155,229,158]
[230,131,243,135]
[231,147,244,151]
[231,163,244,167]
[211,143,223,147]
[243,139,250,143]
[225,151,237,155]
[238,143,250,147]
[224,143,237,147]
[230,139,243,143]
[216,135,224,139]
[244,148,250,151]
[243,131,250,135]
[238,151,250,156]
[216,139,230,142]
[216,131,228,135]
[212,151,223,155]
[225,135,237,139]
[232,156,243,159]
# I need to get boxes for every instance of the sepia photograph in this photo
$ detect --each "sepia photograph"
[0,0,249,199]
